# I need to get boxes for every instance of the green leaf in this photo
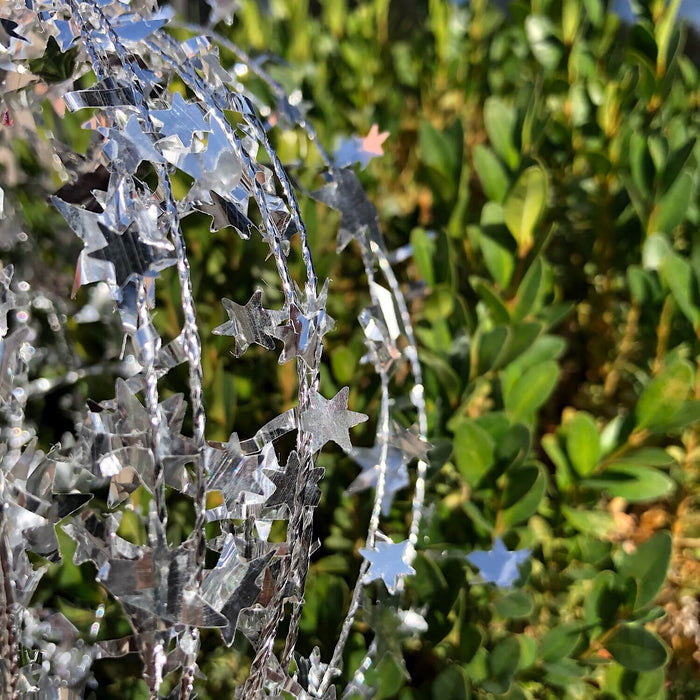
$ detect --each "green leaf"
[525,15,564,70]
[500,464,546,527]
[419,120,463,194]
[410,228,436,287]
[635,359,694,431]
[660,251,700,329]
[585,570,633,628]
[582,464,676,502]
[473,145,510,203]
[479,226,516,288]
[629,132,655,198]
[660,138,696,194]
[472,280,510,325]
[648,170,694,235]
[539,624,583,662]
[512,257,544,321]
[503,360,559,423]
[542,433,574,490]
[505,166,548,257]
[495,590,533,618]
[485,636,520,694]
[618,532,672,609]
[484,97,519,170]
[431,666,469,700]
[565,411,601,477]
[562,506,615,537]
[331,346,357,385]
[474,325,509,375]
[605,625,668,672]
[453,420,495,487]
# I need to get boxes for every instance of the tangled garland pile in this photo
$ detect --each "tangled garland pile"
[0,1,432,697]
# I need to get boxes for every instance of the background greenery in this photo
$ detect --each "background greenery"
[7,0,699,697]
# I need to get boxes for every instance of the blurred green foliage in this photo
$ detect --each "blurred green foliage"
[8,0,700,698]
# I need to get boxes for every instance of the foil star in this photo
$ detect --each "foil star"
[87,222,176,288]
[213,289,280,356]
[312,168,383,252]
[360,539,416,594]
[99,115,166,173]
[272,283,334,368]
[299,387,368,453]
[151,92,210,148]
[466,538,531,588]
[334,124,389,169]
[347,444,409,516]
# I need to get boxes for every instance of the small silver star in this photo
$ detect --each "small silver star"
[360,539,416,594]
[99,115,166,173]
[347,444,409,516]
[213,289,280,356]
[466,538,531,588]
[151,92,210,148]
[299,387,368,453]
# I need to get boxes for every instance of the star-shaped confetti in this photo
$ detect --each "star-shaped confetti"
[271,283,335,368]
[201,535,274,646]
[347,444,409,516]
[466,538,531,588]
[87,222,176,288]
[299,387,368,453]
[213,289,280,356]
[99,115,166,173]
[312,168,383,252]
[334,124,389,169]
[263,451,323,517]
[360,539,416,594]
[151,92,210,148]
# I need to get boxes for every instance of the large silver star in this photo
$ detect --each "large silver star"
[299,387,368,453]
[359,539,416,594]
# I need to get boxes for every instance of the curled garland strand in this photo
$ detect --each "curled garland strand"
[0,1,430,697]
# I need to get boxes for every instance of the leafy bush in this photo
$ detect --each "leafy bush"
[212,0,699,697]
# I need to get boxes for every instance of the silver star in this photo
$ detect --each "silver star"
[360,539,415,594]
[272,283,334,368]
[213,289,279,356]
[299,387,368,453]
[151,92,210,148]
[347,444,409,516]
[99,115,166,173]
[466,538,531,588]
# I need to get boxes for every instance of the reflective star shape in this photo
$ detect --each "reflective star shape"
[389,421,432,462]
[263,451,323,517]
[271,283,335,368]
[87,222,176,288]
[360,539,416,594]
[213,289,280,357]
[299,387,368,453]
[99,115,166,173]
[347,444,409,515]
[466,538,531,588]
[312,168,383,252]
[96,543,228,627]
[334,124,389,169]
[151,92,210,148]
[201,534,274,646]
[206,436,276,518]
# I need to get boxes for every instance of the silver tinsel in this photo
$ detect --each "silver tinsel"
[0,2,431,697]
